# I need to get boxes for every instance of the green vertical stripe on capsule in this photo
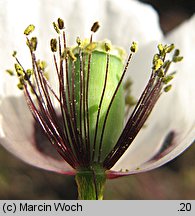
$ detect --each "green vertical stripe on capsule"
[70,50,125,162]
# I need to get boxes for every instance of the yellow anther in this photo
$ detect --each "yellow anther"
[67,49,77,62]
[125,95,137,106]
[162,60,170,69]
[91,21,100,33]
[130,42,138,53]
[29,37,38,51]
[17,83,24,90]
[157,69,165,77]
[172,56,183,63]
[85,42,97,52]
[124,79,133,90]
[24,24,35,36]
[157,43,164,54]
[153,54,159,64]
[164,84,172,92]
[38,60,47,70]
[50,38,57,52]
[14,63,24,76]
[165,44,175,53]
[153,58,163,71]
[24,69,33,80]
[162,75,174,84]
[57,18,64,30]
[53,22,60,34]
[6,69,14,76]
[17,77,25,90]
[12,51,17,57]
[76,37,82,46]
[105,42,111,52]
[173,49,180,57]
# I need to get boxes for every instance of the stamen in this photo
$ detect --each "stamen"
[98,43,136,162]
[162,74,174,84]
[130,41,138,53]
[86,22,101,162]
[86,49,92,161]
[6,69,14,76]
[24,24,35,35]
[91,21,100,33]
[60,32,84,165]
[57,18,65,30]
[50,38,58,52]
[90,22,99,43]
[14,63,24,76]
[55,31,78,161]
[12,51,17,57]
[26,37,38,52]
[103,43,183,169]
[172,56,183,63]
[53,22,60,34]
[17,77,25,90]
[78,48,84,152]
[21,20,84,167]
[6,19,183,172]
[61,32,83,161]
[164,84,172,92]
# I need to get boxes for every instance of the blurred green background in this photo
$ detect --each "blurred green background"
[0,0,195,199]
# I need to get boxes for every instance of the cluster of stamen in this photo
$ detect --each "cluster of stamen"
[6,18,182,171]
[103,43,183,169]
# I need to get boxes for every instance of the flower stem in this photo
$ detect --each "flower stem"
[75,164,106,200]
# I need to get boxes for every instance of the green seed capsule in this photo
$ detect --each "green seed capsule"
[69,46,125,161]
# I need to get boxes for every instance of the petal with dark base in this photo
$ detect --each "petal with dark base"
[0,95,75,174]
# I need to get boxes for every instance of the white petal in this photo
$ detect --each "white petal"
[137,14,195,173]
[0,95,75,174]
[0,0,162,97]
[0,0,163,58]
[110,42,162,172]
[111,15,195,174]
[0,0,39,97]
[33,0,163,46]
[98,0,163,47]
[125,41,160,98]
[108,126,194,178]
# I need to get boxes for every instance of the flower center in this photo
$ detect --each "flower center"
[6,18,183,171]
